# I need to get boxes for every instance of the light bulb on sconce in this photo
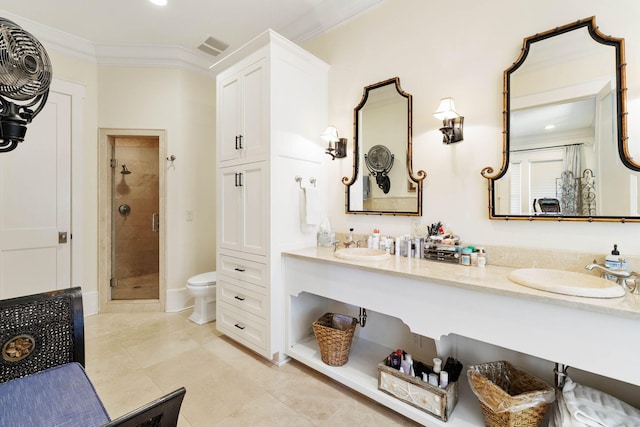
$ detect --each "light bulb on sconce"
[322,125,347,160]
[433,97,464,144]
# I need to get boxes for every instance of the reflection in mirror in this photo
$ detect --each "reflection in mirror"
[343,77,426,216]
[482,17,640,222]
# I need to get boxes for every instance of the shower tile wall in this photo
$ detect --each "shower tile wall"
[112,137,159,300]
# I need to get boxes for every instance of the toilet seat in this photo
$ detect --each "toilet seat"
[187,272,216,287]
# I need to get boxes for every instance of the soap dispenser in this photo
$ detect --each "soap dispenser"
[605,244,626,281]
[605,244,626,270]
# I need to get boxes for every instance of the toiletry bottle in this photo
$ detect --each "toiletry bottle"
[432,357,442,374]
[372,228,380,249]
[461,247,472,266]
[439,371,449,388]
[399,238,407,257]
[317,218,333,247]
[477,247,487,267]
[428,373,439,386]
[389,349,403,370]
[404,353,415,377]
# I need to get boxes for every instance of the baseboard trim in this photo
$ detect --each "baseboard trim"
[166,287,194,313]
[83,290,99,316]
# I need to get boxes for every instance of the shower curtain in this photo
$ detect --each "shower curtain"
[558,144,581,215]
[558,144,597,215]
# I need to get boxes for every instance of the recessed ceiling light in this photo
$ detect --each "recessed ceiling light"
[149,0,167,6]
[544,124,556,130]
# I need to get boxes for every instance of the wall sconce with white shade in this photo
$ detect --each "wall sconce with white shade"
[433,97,464,144]
[322,125,347,160]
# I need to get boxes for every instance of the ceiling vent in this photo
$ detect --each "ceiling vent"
[197,35,229,57]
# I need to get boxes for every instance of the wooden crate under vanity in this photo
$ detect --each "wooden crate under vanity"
[378,360,459,422]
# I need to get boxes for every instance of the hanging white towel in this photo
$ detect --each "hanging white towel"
[303,186,322,225]
[550,391,580,427]
[559,377,640,427]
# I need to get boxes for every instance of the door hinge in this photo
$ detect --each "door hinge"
[110,159,118,168]
[110,278,118,288]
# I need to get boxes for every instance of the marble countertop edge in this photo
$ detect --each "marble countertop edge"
[282,247,640,320]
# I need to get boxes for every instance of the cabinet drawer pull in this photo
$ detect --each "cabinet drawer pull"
[234,323,246,330]
[237,134,243,149]
[234,295,245,301]
[234,267,245,272]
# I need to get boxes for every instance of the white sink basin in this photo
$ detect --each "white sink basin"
[508,268,626,298]
[334,247,390,262]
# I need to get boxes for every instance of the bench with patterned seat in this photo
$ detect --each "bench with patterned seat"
[0,287,185,427]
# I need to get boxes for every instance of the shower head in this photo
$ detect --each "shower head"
[121,164,131,175]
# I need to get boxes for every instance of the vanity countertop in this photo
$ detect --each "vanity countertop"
[282,247,640,320]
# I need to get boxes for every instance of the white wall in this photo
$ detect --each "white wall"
[98,66,216,295]
[303,0,640,258]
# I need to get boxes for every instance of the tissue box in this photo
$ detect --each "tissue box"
[377,360,459,421]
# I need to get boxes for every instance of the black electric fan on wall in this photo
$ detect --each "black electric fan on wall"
[0,17,52,153]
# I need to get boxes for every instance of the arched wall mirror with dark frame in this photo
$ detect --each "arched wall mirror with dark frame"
[343,77,426,216]
[482,17,640,222]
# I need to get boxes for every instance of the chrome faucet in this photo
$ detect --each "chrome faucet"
[356,239,366,248]
[343,228,355,248]
[585,262,638,294]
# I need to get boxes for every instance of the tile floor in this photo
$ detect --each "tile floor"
[85,311,421,426]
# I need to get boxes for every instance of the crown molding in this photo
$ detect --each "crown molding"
[280,0,385,44]
[0,9,214,76]
[94,44,214,76]
[1,10,97,62]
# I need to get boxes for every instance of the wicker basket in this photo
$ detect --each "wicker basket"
[467,361,555,427]
[312,313,357,366]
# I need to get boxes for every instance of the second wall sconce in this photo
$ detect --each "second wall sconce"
[322,125,347,160]
[433,97,464,144]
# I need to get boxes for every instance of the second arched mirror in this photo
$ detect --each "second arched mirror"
[482,17,640,222]
[343,77,426,216]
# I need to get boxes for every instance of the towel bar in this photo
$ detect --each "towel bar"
[295,176,316,189]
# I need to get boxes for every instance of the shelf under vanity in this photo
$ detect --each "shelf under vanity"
[288,307,483,425]
[282,247,640,426]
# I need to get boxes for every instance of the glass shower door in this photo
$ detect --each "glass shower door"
[111,136,160,300]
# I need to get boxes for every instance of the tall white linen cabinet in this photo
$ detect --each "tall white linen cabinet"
[214,29,329,363]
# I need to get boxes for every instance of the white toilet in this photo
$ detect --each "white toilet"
[186,271,217,325]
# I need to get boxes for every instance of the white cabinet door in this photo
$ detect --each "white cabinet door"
[218,74,241,163]
[218,162,268,256]
[218,59,268,164]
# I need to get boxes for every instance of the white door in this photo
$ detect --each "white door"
[0,91,71,298]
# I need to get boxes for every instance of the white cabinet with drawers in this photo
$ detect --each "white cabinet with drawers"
[214,30,328,362]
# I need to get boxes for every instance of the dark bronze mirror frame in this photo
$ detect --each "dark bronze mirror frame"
[343,77,426,216]
[481,16,638,222]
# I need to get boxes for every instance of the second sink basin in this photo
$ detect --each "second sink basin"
[334,247,390,262]
[508,268,626,298]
